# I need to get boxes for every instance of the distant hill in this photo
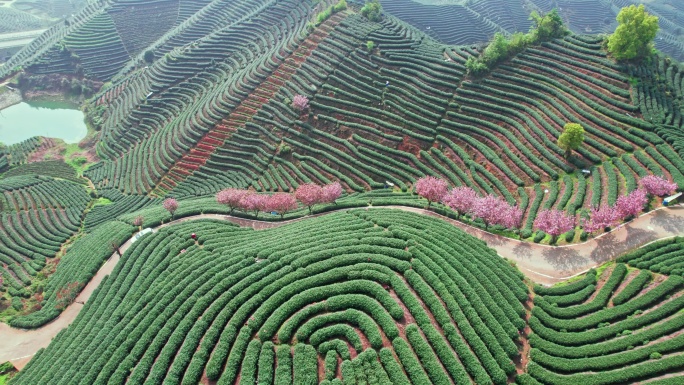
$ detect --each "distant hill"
[0,0,89,33]
[0,0,89,62]
[380,0,684,62]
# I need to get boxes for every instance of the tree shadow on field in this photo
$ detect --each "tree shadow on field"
[542,247,587,274]
[589,233,621,264]
[649,208,684,235]
[621,225,658,252]
[511,242,533,260]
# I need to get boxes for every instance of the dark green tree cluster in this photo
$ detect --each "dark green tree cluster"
[361,0,382,22]
[608,5,659,61]
[466,9,567,76]
[315,0,347,25]
[143,50,155,63]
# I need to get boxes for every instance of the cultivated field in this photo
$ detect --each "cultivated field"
[1,0,684,384]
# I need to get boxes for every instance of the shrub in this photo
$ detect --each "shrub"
[361,0,382,22]
[333,0,347,12]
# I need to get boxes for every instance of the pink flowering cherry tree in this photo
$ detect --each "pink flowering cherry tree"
[292,95,309,112]
[239,193,269,218]
[267,193,298,219]
[583,205,621,234]
[414,176,449,208]
[295,183,323,214]
[501,205,524,230]
[470,194,509,229]
[533,209,576,243]
[616,189,648,220]
[133,215,144,230]
[322,182,343,204]
[640,175,677,197]
[441,186,478,217]
[216,188,249,215]
[163,198,178,220]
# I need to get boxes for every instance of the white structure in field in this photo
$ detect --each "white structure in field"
[663,192,682,207]
[131,228,154,243]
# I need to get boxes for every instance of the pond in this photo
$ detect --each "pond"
[0,101,87,145]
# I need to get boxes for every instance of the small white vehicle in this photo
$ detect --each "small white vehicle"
[131,228,154,243]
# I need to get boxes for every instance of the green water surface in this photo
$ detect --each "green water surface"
[0,101,87,145]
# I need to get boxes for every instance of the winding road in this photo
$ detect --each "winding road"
[1,204,683,368]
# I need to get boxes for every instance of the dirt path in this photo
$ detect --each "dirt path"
[1,204,683,368]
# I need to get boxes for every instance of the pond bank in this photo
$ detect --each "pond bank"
[0,87,21,111]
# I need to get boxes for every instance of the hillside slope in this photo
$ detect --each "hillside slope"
[380,0,684,63]
[69,6,684,241]
[9,209,530,385]
[521,263,684,384]
[2,1,683,241]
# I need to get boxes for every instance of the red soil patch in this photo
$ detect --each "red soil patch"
[515,294,535,375]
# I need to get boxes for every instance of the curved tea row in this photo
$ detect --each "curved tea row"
[0,175,89,300]
[520,263,684,384]
[11,209,528,385]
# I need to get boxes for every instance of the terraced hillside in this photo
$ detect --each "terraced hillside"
[76,7,684,242]
[380,0,684,62]
[1,2,682,238]
[10,209,530,385]
[1,1,684,383]
[0,0,89,35]
[1,0,265,81]
[0,0,88,62]
[4,0,684,81]
[0,175,89,298]
[0,137,52,167]
[520,263,684,384]
[85,0,328,191]
[618,237,684,277]
[10,0,89,21]
[380,0,528,45]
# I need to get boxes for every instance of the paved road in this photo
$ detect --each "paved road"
[399,205,684,282]
[0,29,46,49]
[2,204,683,368]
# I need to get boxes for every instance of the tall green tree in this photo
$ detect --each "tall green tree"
[608,5,659,60]
[361,0,382,22]
[465,9,564,76]
[558,123,585,159]
[529,9,565,41]
[144,50,154,63]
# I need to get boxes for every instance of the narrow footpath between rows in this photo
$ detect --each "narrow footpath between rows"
[2,204,683,368]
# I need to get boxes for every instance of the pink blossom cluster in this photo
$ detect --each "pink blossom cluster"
[414,176,449,208]
[163,198,178,217]
[215,189,295,218]
[640,175,677,197]
[295,182,343,213]
[579,174,676,236]
[533,209,575,238]
[442,186,478,215]
[583,188,648,234]
[216,188,249,214]
[292,95,309,112]
[616,188,648,219]
[215,182,343,217]
[583,205,621,234]
[133,215,144,227]
[470,194,523,229]
[439,184,522,229]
